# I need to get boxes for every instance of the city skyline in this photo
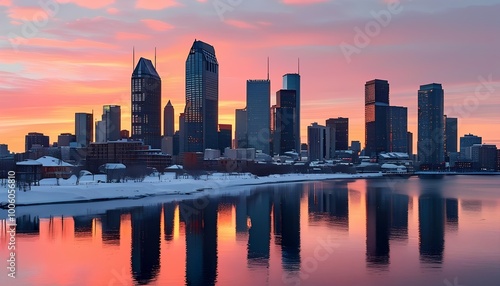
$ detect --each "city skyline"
[1,1,500,152]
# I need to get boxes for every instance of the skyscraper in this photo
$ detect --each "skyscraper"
[273,89,296,155]
[235,108,247,148]
[218,124,232,154]
[418,83,445,168]
[25,132,49,151]
[164,100,174,137]
[407,132,413,156]
[365,79,390,157]
[132,57,162,149]
[444,116,458,157]
[307,123,330,161]
[387,106,408,153]
[459,134,482,158]
[184,40,219,152]
[75,112,93,147]
[247,80,271,154]
[283,73,301,152]
[326,117,349,151]
[95,105,121,143]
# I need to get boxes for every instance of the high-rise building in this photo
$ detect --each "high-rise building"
[326,117,349,151]
[164,100,174,137]
[179,113,186,155]
[132,57,162,149]
[325,120,336,158]
[247,80,271,154]
[184,40,219,152]
[387,106,408,153]
[365,79,389,157]
[307,123,330,161]
[235,108,247,148]
[218,124,232,154]
[407,132,413,156]
[96,105,121,143]
[478,145,497,171]
[418,83,444,168]
[273,89,296,155]
[25,132,50,151]
[283,73,301,152]
[75,113,93,147]
[444,116,458,156]
[459,134,482,159]
[0,144,8,157]
[57,133,76,147]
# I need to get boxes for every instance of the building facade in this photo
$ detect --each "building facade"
[460,134,482,158]
[246,80,271,154]
[25,132,50,152]
[307,123,330,161]
[164,100,174,137]
[96,105,121,143]
[365,79,389,157]
[235,108,247,149]
[273,89,296,155]
[184,40,219,152]
[218,124,232,154]
[387,106,408,153]
[283,73,301,152]
[75,113,93,147]
[326,117,349,151]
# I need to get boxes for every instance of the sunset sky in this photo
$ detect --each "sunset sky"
[1,0,499,153]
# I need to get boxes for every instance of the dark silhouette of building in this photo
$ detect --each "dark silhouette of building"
[283,73,301,152]
[218,124,232,154]
[163,202,176,241]
[184,40,219,152]
[387,106,408,153]
[132,57,162,149]
[25,132,50,152]
[16,215,39,234]
[235,108,247,148]
[444,117,458,158]
[366,182,390,268]
[75,113,93,147]
[247,190,272,267]
[418,83,445,169]
[307,123,330,161]
[57,133,76,147]
[273,89,296,155]
[121,130,130,139]
[101,209,121,245]
[418,194,445,264]
[478,144,498,171]
[164,100,174,137]
[247,80,271,154]
[407,132,413,155]
[326,118,349,151]
[308,182,349,229]
[390,194,409,240]
[130,205,162,285]
[365,79,389,157]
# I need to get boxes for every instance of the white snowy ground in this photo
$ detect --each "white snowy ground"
[1,172,382,208]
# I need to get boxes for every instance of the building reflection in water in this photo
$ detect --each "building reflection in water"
[390,194,408,240]
[181,198,218,286]
[163,202,176,241]
[101,209,121,245]
[461,200,482,213]
[308,182,349,230]
[247,190,272,267]
[418,194,445,265]
[446,198,459,232]
[365,182,391,268]
[274,185,301,273]
[16,215,40,235]
[73,215,95,237]
[235,194,249,240]
[130,205,162,285]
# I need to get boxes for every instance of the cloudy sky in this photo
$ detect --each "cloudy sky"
[1,0,499,153]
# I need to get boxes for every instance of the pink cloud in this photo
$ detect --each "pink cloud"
[0,0,12,6]
[56,0,115,9]
[107,7,119,15]
[141,19,174,31]
[281,0,328,5]
[135,0,180,10]
[115,31,151,40]
[7,6,46,20]
[224,19,257,30]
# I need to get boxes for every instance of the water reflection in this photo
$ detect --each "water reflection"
[418,194,445,265]
[247,191,271,267]
[366,182,391,268]
[308,182,349,230]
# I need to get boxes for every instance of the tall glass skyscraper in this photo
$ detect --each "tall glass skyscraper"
[365,79,389,156]
[274,89,296,155]
[75,112,93,147]
[283,73,301,152]
[131,57,162,149]
[247,80,271,154]
[387,106,408,153]
[418,83,444,168]
[184,40,219,152]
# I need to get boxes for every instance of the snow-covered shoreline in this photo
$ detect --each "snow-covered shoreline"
[1,172,382,209]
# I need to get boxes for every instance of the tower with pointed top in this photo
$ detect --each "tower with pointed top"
[164,100,174,137]
[283,73,301,152]
[184,39,219,152]
[131,57,162,149]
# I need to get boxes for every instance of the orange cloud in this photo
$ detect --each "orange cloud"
[135,0,180,10]
[115,32,151,40]
[57,0,115,9]
[281,0,328,5]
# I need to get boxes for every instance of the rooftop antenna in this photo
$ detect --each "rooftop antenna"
[267,57,270,81]
[133,46,135,71]
[154,47,157,69]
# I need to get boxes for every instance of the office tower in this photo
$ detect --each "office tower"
[247,80,271,154]
[164,100,174,137]
[365,79,390,157]
[418,83,444,168]
[478,145,497,171]
[307,123,330,161]
[387,106,408,153]
[75,113,93,147]
[283,73,301,152]
[326,117,349,151]
[218,124,232,154]
[407,132,413,156]
[274,89,296,155]
[25,132,50,151]
[95,105,121,143]
[132,57,162,149]
[325,120,336,158]
[0,144,8,156]
[184,40,219,152]
[444,116,458,156]
[459,134,482,160]
[235,108,247,148]
[350,141,361,155]
[179,113,186,155]
[57,133,76,147]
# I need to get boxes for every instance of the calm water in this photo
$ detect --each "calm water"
[1,176,500,286]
